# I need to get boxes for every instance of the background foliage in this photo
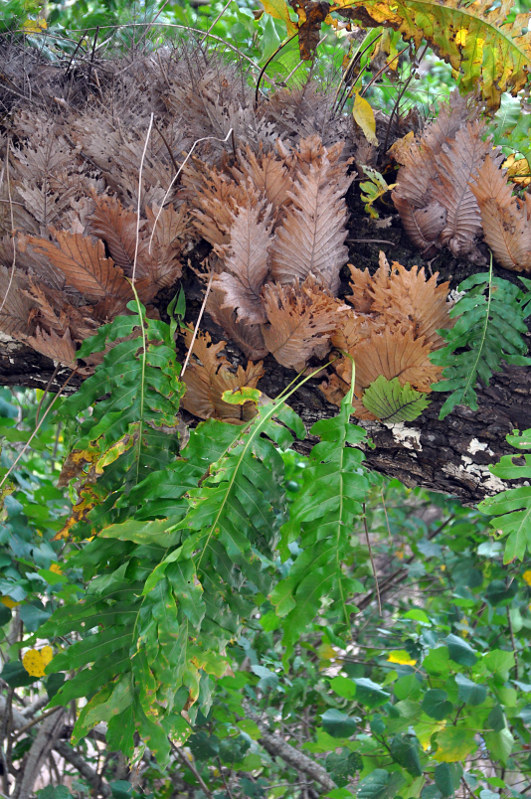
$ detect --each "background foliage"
[0,1,530,798]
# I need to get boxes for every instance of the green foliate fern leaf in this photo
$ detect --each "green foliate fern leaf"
[362,376,430,422]
[478,428,531,564]
[430,264,531,420]
[271,363,371,665]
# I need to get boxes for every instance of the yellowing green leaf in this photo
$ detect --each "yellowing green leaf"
[434,726,477,762]
[260,0,298,34]
[353,92,378,146]
[222,387,261,405]
[335,0,531,109]
[387,649,417,666]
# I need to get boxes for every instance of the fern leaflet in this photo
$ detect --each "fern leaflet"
[430,260,531,419]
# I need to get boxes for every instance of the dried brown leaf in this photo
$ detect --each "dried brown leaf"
[0,263,34,338]
[26,327,77,368]
[262,276,349,371]
[231,146,294,212]
[433,120,492,258]
[470,154,531,273]
[214,202,274,324]
[181,329,264,422]
[270,153,353,293]
[207,286,268,359]
[28,230,132,302]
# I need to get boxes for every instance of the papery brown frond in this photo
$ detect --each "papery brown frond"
[26,327,77,368]
[330,328,442,420]
[189,166,259,247]
[330,311,386,353]
[88,195,140,273]
[261,276,349,371]
[0,263,34,338]
[214,202,273,324]
[139,204,187,293]
[349,252,452,349]
[433,121,492,258]
[392,92,480,255]
[470,155,531,273]
[269,153,353,293]
[25,280,96,342]
[181,329,264,423]
[207,286,268,359]
[28,230,132,303]
[231,147,294,212]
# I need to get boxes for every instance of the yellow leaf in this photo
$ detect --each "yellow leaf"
[21,17,47,34]
[49,563,63,575]
[523,569,531,586]
[353,93,378,146]
[455,28,467,46]
[387,650,417,666]
[503,154,531,187]
[1,596,20,609]
[22,646,53,678]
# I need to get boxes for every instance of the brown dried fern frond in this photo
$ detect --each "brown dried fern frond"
[470,155,531,273]
[269,151,353,293]
[262,276,349,371]
[181,329,264,423]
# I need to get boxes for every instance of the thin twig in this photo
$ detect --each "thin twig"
[200,0,233,47]
[0,140,17,319]
[0,369,77,492]
[362,503,382,616]
[181,269,214,377]
[171,742,214,799]
[132,112,154,286]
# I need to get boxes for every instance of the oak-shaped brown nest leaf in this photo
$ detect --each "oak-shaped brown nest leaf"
[214,202,274,325]
[348,252,452,348]
[187,165,259,247]
[207,284,268,360]
[261,276,349,371]
[323,328,442,420]
[392,92,490,259]
[26,327,77,369]
[181,329,264,423]
[88,196,186,301]
[269,151,353,293]
[432,121,492,258]
[231,146,294,211]
[25,280,96,344]
[0,261,34,338]
[470,155,531,273]
[27,230,132,311]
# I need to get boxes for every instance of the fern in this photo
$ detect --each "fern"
[430,260,531,420]
[362,376,430,422]
[478,428,531,564]
[271,362,370,664]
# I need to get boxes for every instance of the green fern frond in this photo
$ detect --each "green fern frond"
[271,365,370,664]
[430,261,531,420]
[363,376,430,422]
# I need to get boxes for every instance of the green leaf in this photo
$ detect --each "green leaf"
[330,675,357,699]
[1,660,37,687]
[478,428,531,563]
[321,709,357,738]
[354,677,391,707]
[421,690,454,721]
[445,635,477,666]
[455,674,487,706]
[434,763,463,798]
[362,376,430,422]
[484,727,514,765]
[325,749,362,786]
[389,733,423,776]
[434,727,477,762]
[357,769,405,799]
[431,267,531,419]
